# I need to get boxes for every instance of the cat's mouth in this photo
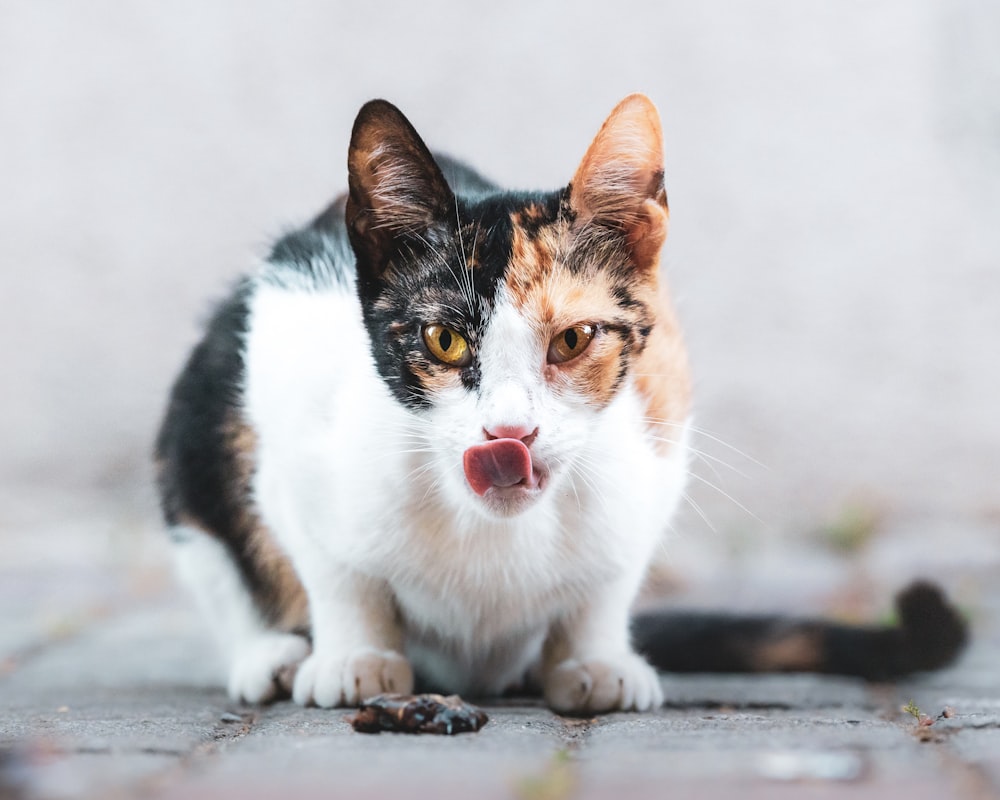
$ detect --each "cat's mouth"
[462,438,546,514]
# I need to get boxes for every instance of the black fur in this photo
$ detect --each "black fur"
[156,283,250,528]
[344,99,576,410]
[631,580,968,680]
[357,185,565,408]
[154,283,271,599]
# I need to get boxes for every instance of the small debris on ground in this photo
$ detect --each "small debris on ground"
[901,700,957,742]
[348,693,488,735]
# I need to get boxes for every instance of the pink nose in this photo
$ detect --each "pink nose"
[484,425,539,446]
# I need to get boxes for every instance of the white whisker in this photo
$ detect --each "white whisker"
[680,489,716,533]
[642,417,767,470]
[686,471,762,525]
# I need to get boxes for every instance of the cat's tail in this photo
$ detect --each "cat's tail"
[631,580,968,681]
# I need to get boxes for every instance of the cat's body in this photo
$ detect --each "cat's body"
[157,96,966,712]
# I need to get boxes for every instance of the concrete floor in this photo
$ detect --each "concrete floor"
[1,507,998,799]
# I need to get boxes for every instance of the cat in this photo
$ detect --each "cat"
[155,94,966,713]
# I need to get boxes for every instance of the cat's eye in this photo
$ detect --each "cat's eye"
[547,324,596,364]
[423,324,472,367]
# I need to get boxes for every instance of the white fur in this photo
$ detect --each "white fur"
[171,526,310,703]
[221,273,690,711]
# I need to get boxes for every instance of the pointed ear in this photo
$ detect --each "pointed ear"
[346,100,453,279]
[569,94,669,271]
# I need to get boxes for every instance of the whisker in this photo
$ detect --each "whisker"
[644,434,746,480]
[412,230,475,312]
[685,471,762,525]
[452,196,476,308]
[550,454,584,515]
[417,459,462,506]
[642,418,767,470]
[568,459,615,519]
[680,489,716,533]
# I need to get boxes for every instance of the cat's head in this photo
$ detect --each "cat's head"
[346,95,690,519]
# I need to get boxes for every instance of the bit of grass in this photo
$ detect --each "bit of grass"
[515,749,576,800]
[902,701,957,742]
[819,503,882,555]
[876,608,900,627]
[902,700,923,721]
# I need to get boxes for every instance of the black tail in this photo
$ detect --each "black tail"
[631,580,968,682]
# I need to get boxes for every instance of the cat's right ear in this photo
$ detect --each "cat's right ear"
[346,100,454,282]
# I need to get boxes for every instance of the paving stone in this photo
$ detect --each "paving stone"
[660,673,874,711]
[4,749,180,800]
[151,705,568,800]
[0,601,220,703]
[3,570,998,800]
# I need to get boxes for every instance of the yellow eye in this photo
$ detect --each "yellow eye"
[547,324,595,364]
[423,324,472,367]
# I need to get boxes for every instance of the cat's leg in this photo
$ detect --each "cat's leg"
[172,525,310,703]
[289,559,412,708]
[541,578,663,714]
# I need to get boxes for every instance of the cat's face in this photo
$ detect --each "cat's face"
[346,96,687,519]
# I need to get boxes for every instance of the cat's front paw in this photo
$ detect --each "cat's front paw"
[292,648,414,708]
[228,632,311,704]
[544,652,664,713]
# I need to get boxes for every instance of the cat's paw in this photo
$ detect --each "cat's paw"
[292,648,414,708]
[228,632,311,704]
[544,652,664,713]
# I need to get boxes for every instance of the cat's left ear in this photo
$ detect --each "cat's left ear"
[569,94,669,271]
[346,99,454,282]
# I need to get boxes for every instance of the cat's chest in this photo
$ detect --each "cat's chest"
[387,535,603,643]
[371,477,632,639]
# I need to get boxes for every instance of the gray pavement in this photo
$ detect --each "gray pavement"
[2,511,998,800]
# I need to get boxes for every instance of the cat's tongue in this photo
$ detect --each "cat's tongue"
[463,439,533,496]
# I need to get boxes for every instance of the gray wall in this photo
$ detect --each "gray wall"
[2,1,998,544]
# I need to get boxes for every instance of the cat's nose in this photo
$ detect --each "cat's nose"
[483,425,539,447]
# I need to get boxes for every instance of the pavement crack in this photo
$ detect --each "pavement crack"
[661,700,797,711]
[66,745,187,757]
[123,709,262,799]
[0,603,131,682]
[211,709,258,741]
[555,714,597,752]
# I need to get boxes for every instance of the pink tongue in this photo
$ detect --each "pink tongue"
[463,438,533,496]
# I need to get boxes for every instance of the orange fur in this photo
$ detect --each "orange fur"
[633,282,692,455]
[570,95,669,273]
[222,412,309,630]
[504,211,689,424]
[505,214,568,305]
[569,93,689,451]
[750,631,824,672]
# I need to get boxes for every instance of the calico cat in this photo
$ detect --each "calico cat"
[156,95,966,712]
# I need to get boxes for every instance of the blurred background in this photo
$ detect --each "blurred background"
[1,0,998,619]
